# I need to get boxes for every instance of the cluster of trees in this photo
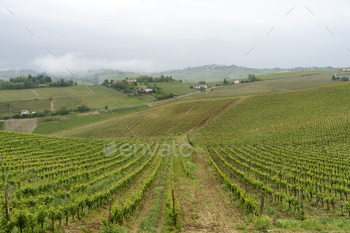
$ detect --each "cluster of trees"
[101,76,176,100]
[49,79,76,87]
[332,75,349,81]
[136,75,176,84]
[109,80,137,93]
[0,74,76,90]
[241,74,262,83]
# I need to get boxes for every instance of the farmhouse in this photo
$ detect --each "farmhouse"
[194,84,208,89]
[113,79,122,83]
[21,110,30,115]
[143,88,153,93]
[127,79,137,83]
[342,68,350,72]
[234,80,240,84]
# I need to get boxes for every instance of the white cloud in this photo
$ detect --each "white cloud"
[31,53,159,74]
[2,0,350,71]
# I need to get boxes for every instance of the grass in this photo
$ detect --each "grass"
[11,99,51,113]
[275,217,350,232]
[154,82,197,96]
[138,182,165,232]
[33,105,149,135]
[56,98,237,139]
[0,89,40,102]
[0,102,10,116]
[181,74,335,101]
[256,70,334,80]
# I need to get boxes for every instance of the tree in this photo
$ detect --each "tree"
[247,74,261,82]
[199,81,206,84]
[76,104,90,112]
[57,107,70,115]
[102,79,109,86]
[223,78,228,85]
[200,87,206,92]
[332,75,336,81]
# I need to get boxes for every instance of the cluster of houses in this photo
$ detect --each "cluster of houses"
[20,110,36,115]
[113,79,153,93]
[343,68,350,72]
[113,78,137,83]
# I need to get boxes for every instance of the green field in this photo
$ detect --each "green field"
[190,81,350,146]
[153,82,197,96]
[256,70,334,80]
[0,89,40,102]
[10,99,51,113]
[35,85,155,109]
[56,98,237,139]
[0,85,155,116]
[33,105,150,135]
[181,73,335,101]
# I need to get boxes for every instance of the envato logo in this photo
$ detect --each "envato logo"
[103,140,193,158]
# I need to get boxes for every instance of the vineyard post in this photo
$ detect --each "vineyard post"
[171,189,175,210]
[10,184,12,203]
[301,186,304,211]
[64,189,67,206]
[108,199,112,224]
[131,184,133,200]
[90,186,91,197]
[4,183,10,221]
[260,190,265,215]
[52,182,54,196]
[119,191,121,206]
[138,182,139,191]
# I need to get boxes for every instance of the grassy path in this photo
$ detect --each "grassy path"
[177,147,244,232]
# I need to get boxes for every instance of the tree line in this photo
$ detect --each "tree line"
[0,74,77,90]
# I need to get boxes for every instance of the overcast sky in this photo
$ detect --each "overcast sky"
[1,0,350,74]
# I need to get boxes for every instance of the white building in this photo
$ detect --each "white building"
[21,110,30,115]
[234,80,240,84]
[194,84,208,89]
[143,88,153,92]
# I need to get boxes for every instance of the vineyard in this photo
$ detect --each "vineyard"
[2,79,350,232]
[189,81,350,146]
[207,144,350,218]
[57,98,237,139]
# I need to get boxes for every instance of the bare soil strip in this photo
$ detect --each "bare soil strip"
[4,118,38,133]
[50,99,55,112]
[32,89,43,98]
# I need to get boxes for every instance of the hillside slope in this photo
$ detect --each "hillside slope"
[190,81,350,146]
